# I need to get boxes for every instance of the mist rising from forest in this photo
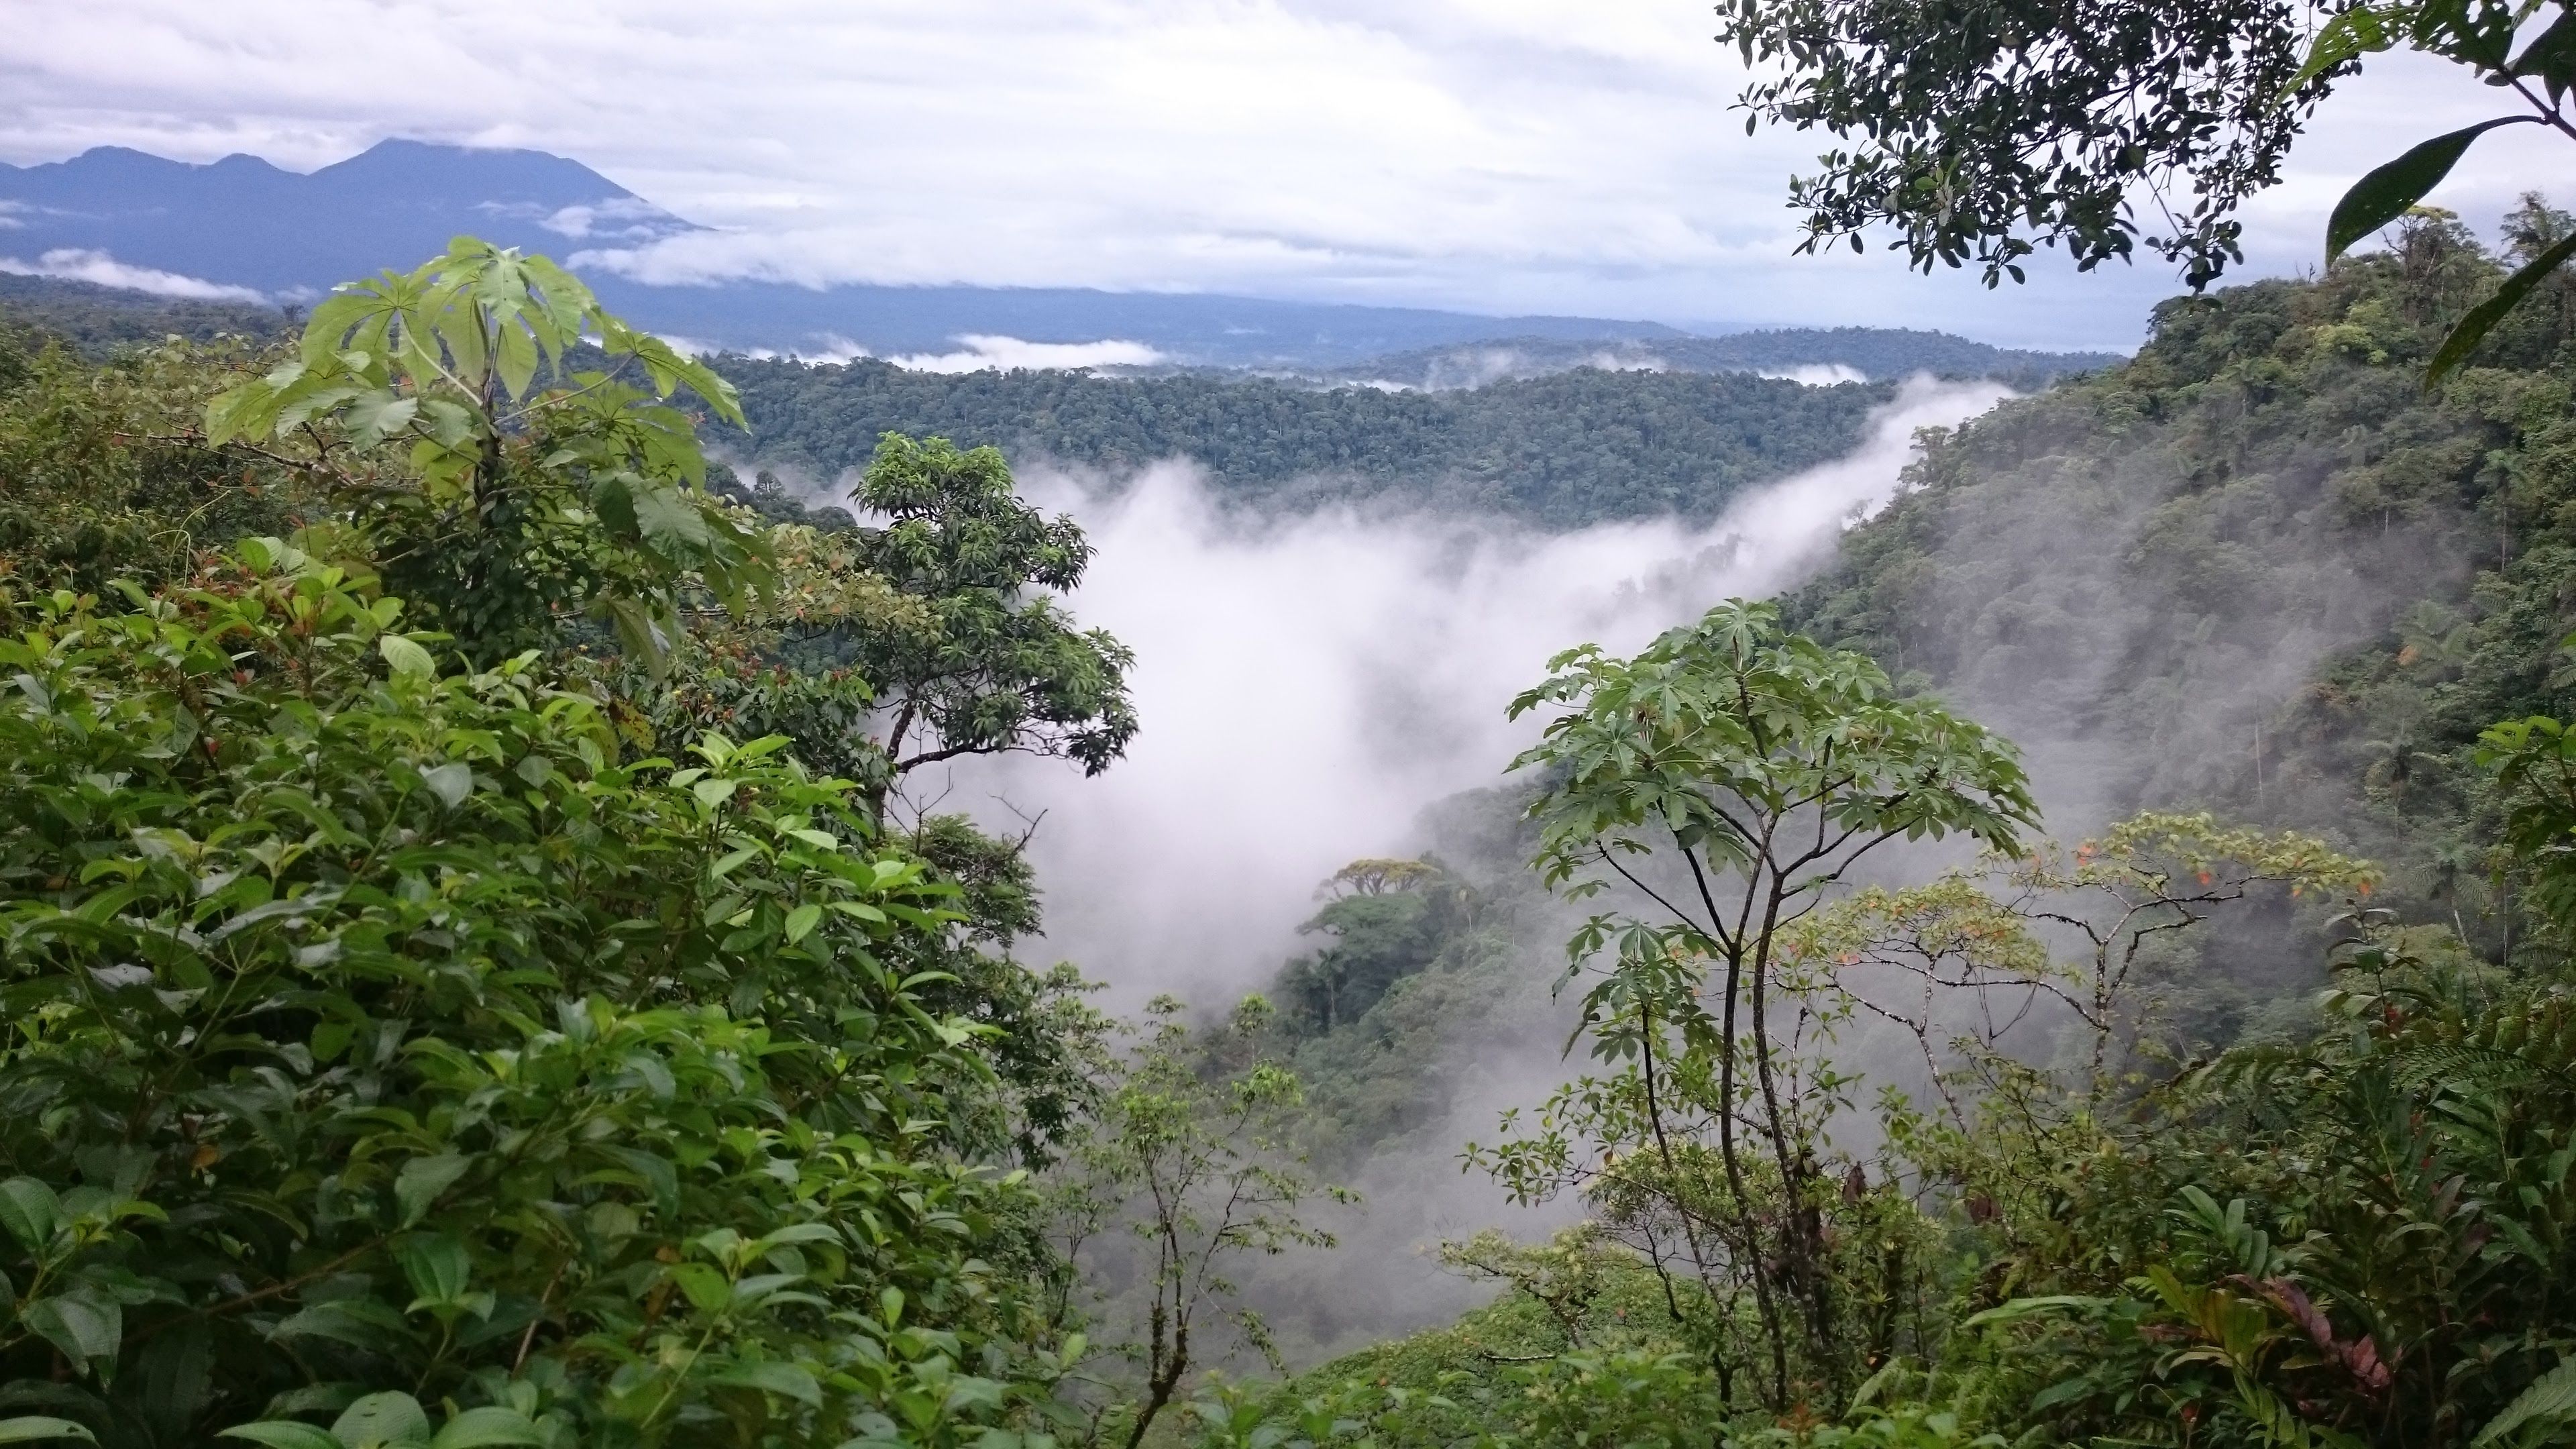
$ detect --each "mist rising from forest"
[911,376,2010,1008]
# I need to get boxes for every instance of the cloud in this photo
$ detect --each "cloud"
[885,335,1164,372]
[1762,363,1868,386]
[663,331,872,365]
[0,2,2553,349]
[0,247,266,301]
[924,376,2012,1005]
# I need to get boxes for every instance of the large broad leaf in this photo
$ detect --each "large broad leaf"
[2429,229,2576,384]
[330,1393,431,1449]
[0,1420,96,1445]
[395,1233,473,1307]
[425,1411,542,1449]
[22,1295,122,1374]
[377,635,436,684]
[708,1360,824,1407]
[2326,117,2535,262]
[267,1297,414,1353]
[218,1426,340,1449]
[0,1177,64,1251]
[393,1155,470,1228]
[2475,1356,2576,1446]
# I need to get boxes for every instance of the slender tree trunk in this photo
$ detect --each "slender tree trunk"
[1125,1307,1187,1449]
[1681,840,1790,1405]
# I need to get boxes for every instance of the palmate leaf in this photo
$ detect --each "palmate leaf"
[2325,116,2536,262]
[2473,1356,2576,1446]
[2429,229,2576,383]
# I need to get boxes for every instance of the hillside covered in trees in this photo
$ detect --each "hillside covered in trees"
[5,203,2576,1449]
[712,360,1891,526]
[1169,203,2576,1442]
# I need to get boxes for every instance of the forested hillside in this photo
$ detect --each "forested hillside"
[1242,207,2576,1190]
[1786,202,2576,971]
[0,274,286,354]
[9,212,2576,1449]
[1179,204,2576,1446]
[714,359,1890,525]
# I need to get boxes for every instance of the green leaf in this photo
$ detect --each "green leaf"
[667,1262,733,1313]
[2326,118,2534,262]
[419,763,473,809]
[0,1419,97,1445]
[602,1146,679,1217]
[23,1295,122,1371]
[2428,229,2576,384]
[708,1360,823,1406]
[2475,1356,2576,1446]
[425,1409,543,1449]
[0,1178,64,1251]
[268,1298,413,1352]
[218,1426,340,1449]
[330,1393,432,1449]
[378,635,436,682]
[783,903,822,945]
[341,392,419,448]
[393,1155,470,1228]
[396,1234,472,1308]
[600,596,674,680]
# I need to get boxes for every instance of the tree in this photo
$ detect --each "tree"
[0,239,1110,1449]
[1483,600,2036,1405]
[1717,0,2576,377]
[833,434,1137,785]
[1058,998,1349,1449]
[203,235,769,669]
[0,562,1079,1449]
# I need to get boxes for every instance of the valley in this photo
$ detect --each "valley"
[0,133,2572,1449]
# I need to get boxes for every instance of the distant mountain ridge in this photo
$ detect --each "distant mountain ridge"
[0,140,2124,374]
[1302,328,2123,390]
[0,140,694,296]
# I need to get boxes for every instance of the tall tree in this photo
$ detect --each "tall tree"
[1491,600,2036,1403]
[837,433,1137,784]
[1717,0,2576,376]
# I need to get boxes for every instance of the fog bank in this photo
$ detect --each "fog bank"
[912,376,2012,1004]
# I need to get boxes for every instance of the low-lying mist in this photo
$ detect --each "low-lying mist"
[911,376,2013,1009]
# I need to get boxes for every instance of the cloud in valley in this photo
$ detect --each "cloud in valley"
[915,376,2012,1006]
[0,246,265,301]
[887,335,1164,372]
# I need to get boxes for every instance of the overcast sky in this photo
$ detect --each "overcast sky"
[0,0,2559,350]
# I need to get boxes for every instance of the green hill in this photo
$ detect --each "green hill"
[710,356,1894,527]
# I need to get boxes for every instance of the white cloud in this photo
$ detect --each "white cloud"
[0,246,266,301]
[935,376,2011,1002]
[886,335,1163,372]
[1761,363,1868,386]
[0,1,2555,347]
[662,331,871,364]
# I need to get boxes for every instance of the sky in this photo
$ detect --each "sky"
[0,0,2561,350]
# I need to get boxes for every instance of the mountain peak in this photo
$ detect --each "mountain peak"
[0,138,698,294]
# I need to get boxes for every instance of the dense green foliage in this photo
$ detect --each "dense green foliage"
[1785,205,2576,970]
[1173,215,2576,1447]
[1718,0,2574,368]
[712,360,1890,527]
[0,242,1145,1449]
[0,276,286,358]
[15,195,2576,1449]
